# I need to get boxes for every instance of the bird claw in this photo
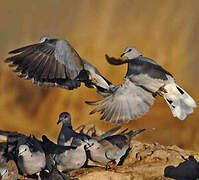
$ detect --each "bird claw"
[105,161,117,171]
[156,85,168,97]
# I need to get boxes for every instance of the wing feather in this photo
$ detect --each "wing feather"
[5,38,84,90]
[86,79,155,123]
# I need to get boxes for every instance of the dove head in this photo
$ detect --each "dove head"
[18,144,31,157]
[120,46,142,59]
[82,138,95,150]
[85,139,103,152]
[57,112,71,126]
[39,35,52,43]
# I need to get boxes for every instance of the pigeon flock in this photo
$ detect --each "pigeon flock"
[0,36,197,179]
[0,112,144,179]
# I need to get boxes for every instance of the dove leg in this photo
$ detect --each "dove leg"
[105,160,117,170]
[156,85,168,96]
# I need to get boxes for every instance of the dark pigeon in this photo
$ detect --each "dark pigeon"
[164,155,199,180]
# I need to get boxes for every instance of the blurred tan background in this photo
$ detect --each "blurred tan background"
[0,0,198,150]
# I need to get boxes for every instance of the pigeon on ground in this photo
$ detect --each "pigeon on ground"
[4,36,113,95]
[41,135,91,172]
[0,130,46,179]
[87,128,145,169]
[164,155,199,180]
[86,47,197,123]
[57,112,121,145]
[16,136,46,178]
[57,112,91,146]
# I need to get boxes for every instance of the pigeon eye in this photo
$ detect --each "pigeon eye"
[128,49,132,52]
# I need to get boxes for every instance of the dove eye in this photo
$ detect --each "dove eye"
[128,49,132,52]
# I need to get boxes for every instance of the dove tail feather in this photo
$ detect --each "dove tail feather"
[105,54,129,66]
[163,84,196,120]
[127,128,145,138]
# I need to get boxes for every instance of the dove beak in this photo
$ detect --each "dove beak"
[57,118,63,125]
[120,53,125,57]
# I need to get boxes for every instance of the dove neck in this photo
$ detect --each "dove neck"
[62,123,73,130]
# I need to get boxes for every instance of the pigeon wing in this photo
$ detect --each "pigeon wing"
[86,78,155,123]
[5,38,84,90]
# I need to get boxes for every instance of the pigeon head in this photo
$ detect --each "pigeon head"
[164,165,176,177]
[18,144,31,157]
[85,139,103,151]
[81,138,95,150]
[120,46,142,59]
[0,167,8,178]
[39,35,52,43]
[57,112,71,126]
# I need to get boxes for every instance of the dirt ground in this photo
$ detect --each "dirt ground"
[4,125,199,180]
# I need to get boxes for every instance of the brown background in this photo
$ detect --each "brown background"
[0,0,198,150]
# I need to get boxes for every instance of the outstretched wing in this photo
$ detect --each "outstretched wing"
[86,78,155,123]
[5,38,84,90]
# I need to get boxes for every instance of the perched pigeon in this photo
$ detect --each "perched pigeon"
[5,36,113,95]
[41,135,91,172]
[164,155,199,180]
[87,128,145,169]
[86,47,197,123]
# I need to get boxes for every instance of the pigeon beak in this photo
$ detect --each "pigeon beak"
[18,149,26,157]
[57,120,61,125]
[120,53,125,57]
[57,118,63,125]
[85,143,94,150]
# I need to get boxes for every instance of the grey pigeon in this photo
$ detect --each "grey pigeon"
[57,112,91,146]
[0,130,46,179]
[164,155,199,180]
[41,135,91,172]
[4,36,113,95]
[16,136,46,179]
[56,112,92,171]
[86,47,196,123]
[57,112,121,144]
[87,128,145,169]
